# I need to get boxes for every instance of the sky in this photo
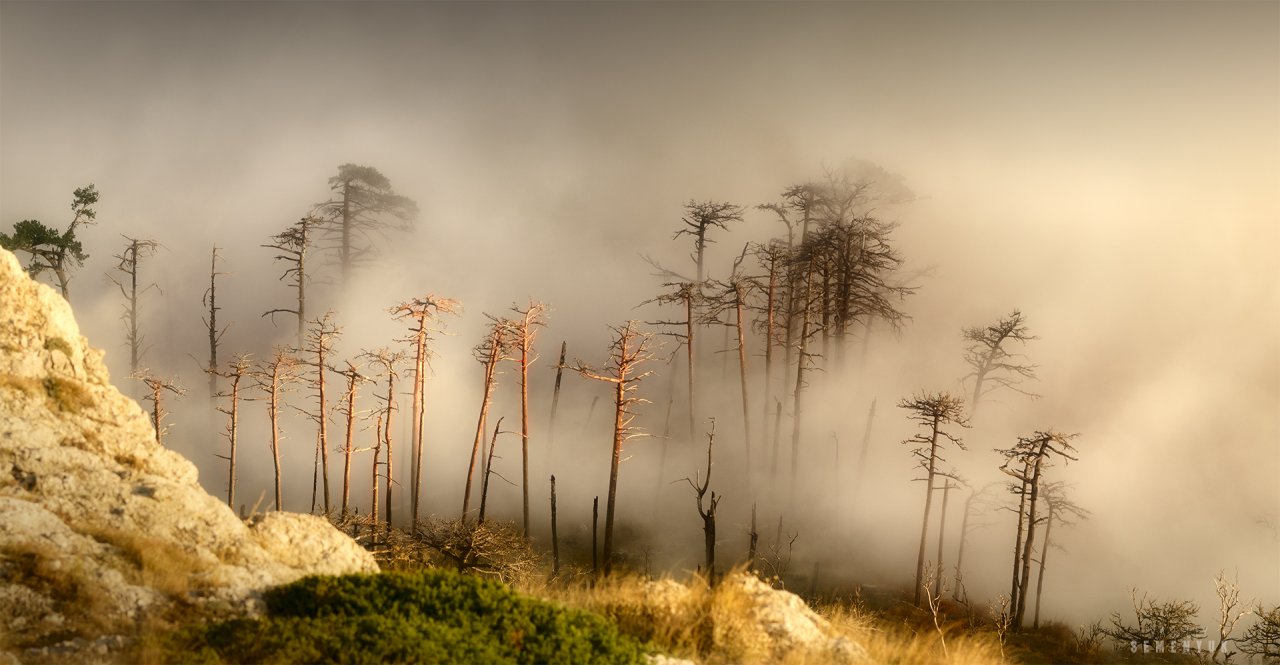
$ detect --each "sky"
[2,0,1277,629]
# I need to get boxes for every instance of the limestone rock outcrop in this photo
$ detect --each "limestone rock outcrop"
[0,248,377,647]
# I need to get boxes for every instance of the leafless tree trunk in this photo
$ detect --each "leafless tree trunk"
[370,412,383,534]
[592,495,599,576]
[511,300,547,538]
[748,502,758,566]
[335,361,371,516]
[201,246,229,399]
[303,312,341,515]
[262,216,316,348]
[211,355,250,509]
[572,321,656,576]
[933,479,955,600]
[685,420,721,583]
[547,341,566,461]
[478,418,505,524]
[899,392,969,607]
[109,237,160,376]
[463,319,510,521]
[256,349,299,511]
[789,270,817,504]
[550,475,560,578]
[135,370,184,446]
[363,348,405,527]
[853,399,876,492]
[392,295,461,527]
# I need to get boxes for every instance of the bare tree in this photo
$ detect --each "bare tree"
[1030,482,1090,629]
[315,163,417,283]
[953,481,1003,602]
[1210,569,1251,662]
[675,200,744,284]
[333,359,373,517]
[751,240,789,466]
[134,370,185,446]
[262,216,317,348]
[108,237,160,375]
[1240,604,1280,662]
[363,348,405,527]
[210,354,251,509]
[550,475,560,577]
[684,419,722,583]
[255,348,300,511]
[300,312,341,515]
[392,294,462,526]
[1103,589,1204,648]
[201,245,230,399]
[477,418,508,525]
[547,340,567,460]
[999,430,1079,629]
[708,246,755,495]
[462,317,514,520]
[645,279,699,441]
[962,310,1038,416]
[571,321,657,575]
[509,300,547,538]
[898,391,969,607]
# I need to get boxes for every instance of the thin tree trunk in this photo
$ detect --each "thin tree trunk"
[520,337,531,538]
[384,373,396,528]
[1033,504,1054,630]
[685,290,696,441]
[371,413,382,535]
[225,374,240,509]
[1016,457,1046,629]
[547,341,566,461]
[341,370,358,516]
[317,340,330,514]
[592,495,599,576]
[462,329,501,520]
[603,375,625,576]
[340,181,351,283]
[762,264,776,467]
[411,324,426,527]
[270,370,283,511]
[748,502,758,566]
[206,247,220,399]
[311,434,321,514]
[789,271,815,504]
[1010,477,1029,618]
[853,399,876,493]
[913,415,940,607]
[478,418,503,524]
[954,490,974,601]
[933,480,952,600]
[770,399,783,490]
[550,475,560,577]
[734,293,753,496]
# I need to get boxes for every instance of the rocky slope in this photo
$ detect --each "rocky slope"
[0,248,377,651]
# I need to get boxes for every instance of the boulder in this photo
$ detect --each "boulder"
[0,248,377,649]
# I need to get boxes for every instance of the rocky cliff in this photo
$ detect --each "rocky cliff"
[0,248,377,652]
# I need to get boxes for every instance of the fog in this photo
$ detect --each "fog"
[2,1,1276,631]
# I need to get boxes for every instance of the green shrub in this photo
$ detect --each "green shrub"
[164,570,646,665]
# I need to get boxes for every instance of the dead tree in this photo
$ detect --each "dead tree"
[462,317,514,521]
[571,321,657,575]
[953,481,1003,602]
[675,200,744,285]
[685,419,722,583]
[853,398,876,493]
[201,246,230,399]
[262,216,317,348]
[788,262,819,504]
[932,478,962,601]
[210,354,252,509]
[550,475,560,577]
[751,240,789,473]
[899,391,969,607]
[477,418,507,524]
[1031,482,1090,629]
[510,300,547,538]
[998,429,1079,629]
[363,348,405,527]
[108,237,160,375]
[334,359,373,516]
[962,310,1038,417]
[300,312,341,515]
[547,340,567,460]
[315,164,417,284]
[1239,604,1280,662]
[392,294,462,526]
[254,348,300,511]
[134,370,185,446]
[645,279,699,441]
[708,246,754,496]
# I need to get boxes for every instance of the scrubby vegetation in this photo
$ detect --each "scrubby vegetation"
[149,570,646,665]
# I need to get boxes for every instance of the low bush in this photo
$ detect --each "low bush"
[161,569,646,665]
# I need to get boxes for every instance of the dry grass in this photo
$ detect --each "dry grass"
[82,527,209,599]
[0,540,116,646]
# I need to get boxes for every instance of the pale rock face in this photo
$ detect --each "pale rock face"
[0,248,377,645]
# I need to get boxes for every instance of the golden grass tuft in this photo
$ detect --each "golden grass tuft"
[41,376,93,414]
[83,527,210,599]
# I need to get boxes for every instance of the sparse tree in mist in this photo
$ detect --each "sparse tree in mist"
[675,200,744,285]
[1210,569,1251,662]
[201,246,230,399]
[644,279,700,441]
[1102,589,1204,648]
[363,347,405,528]
[392,294,462,527]
[998,429,1079,629]
[477,418,506,525]
[707,247,755,496]
[1030,481,1090,629]
[108,236,160,375]
[751,239,789,470]
[962,310,1038,417]
[899,391,969,608]
[571,321,657,576]
[462,317,514,521]
[0,184,99,298]
[684,419,722,583]
[316,163,417,284]
[546,340,567,463]
[134,369,184,446]
[1240,604,1280,662]
[952,480,1003,602]
[509,300,547,539]
[209,354,251,510]
[254,348,301,511]
[334,359,373,517]
[262,216,317,348]
[300,312,341,515]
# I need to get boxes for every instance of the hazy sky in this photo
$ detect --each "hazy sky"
[2,1,1277,627]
